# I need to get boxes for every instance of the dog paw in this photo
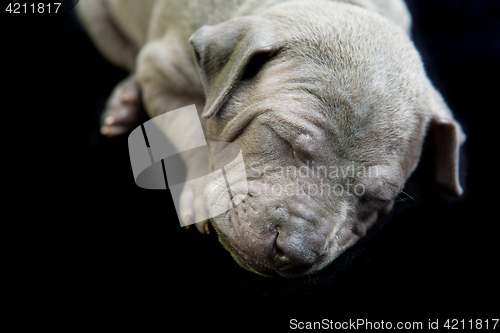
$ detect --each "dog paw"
[100,75,145,137]
[179,182,211,234]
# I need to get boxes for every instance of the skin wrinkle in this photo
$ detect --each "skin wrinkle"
[328,201,351,245]
[216,55,330,143]
[218,211,278,274]
[236,203,269,242]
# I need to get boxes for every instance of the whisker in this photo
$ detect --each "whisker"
[395,191,417,205]
[400,191,416,201]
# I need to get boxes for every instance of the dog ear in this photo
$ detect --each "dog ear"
[189,16,283,119]
[428,87,466,196]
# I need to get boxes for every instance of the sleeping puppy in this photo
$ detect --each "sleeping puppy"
[77,0,465,277]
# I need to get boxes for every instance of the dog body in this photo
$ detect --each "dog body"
[77,0,465,277]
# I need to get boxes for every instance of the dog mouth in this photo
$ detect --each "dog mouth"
[205,168,358,277]
[216,229,331,278]
[215,229,318,278]
[209,195,338,278]
[210,216,278,277]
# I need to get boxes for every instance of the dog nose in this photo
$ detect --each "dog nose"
[271,231,319,275]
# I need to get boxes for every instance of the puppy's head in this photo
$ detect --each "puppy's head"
[189,2,465,277]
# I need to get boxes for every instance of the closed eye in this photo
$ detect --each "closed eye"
[291,134,315,163]
[292,147,309,164]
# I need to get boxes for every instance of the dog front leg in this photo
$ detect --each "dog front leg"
[137,39,211,233]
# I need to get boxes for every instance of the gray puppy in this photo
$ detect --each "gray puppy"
[77,0,465,277]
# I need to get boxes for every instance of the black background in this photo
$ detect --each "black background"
[3,0,499,329]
